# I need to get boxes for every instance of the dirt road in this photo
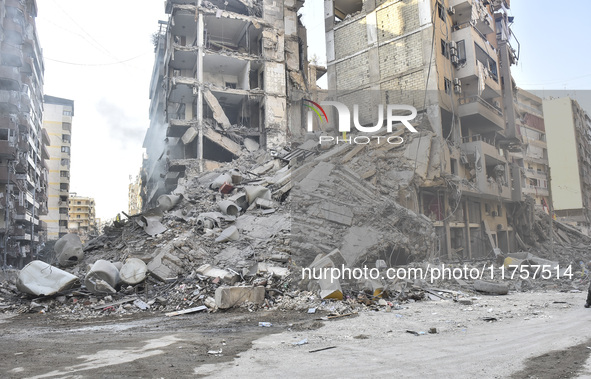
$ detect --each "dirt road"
[1,291,590,378]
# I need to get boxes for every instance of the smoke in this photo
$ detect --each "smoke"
[96,98,146,149]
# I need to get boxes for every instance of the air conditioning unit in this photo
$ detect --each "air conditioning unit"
[451,56,459,65]
[447,6,455,15]
[454,84,462,94]
[448,40,457,52]
[453,78,461,86]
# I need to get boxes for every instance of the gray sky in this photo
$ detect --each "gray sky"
[35,0,590,221]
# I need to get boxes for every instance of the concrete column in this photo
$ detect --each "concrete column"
[196,1,204,172]
[463,199,472,259]
[443,191,452,260]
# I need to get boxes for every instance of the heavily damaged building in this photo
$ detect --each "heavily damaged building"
[543,97,591,234]
[141,0,312,207]
[510,89,550,212]
[0,0,49,267]
[321,0,524,260]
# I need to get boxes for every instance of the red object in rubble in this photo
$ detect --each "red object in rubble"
[219,183,234,194]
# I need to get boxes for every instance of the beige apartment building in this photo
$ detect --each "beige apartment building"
[41,95,74,240]
[543,97,591,234]
[68,193,97,244]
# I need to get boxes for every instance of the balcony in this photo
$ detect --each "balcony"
[458,95,504,132]
[59,213,69,221]
[4,16,24,45]
[522,185,549,197]
[167,118,196,138]
[0,140,17,158]
[0,167,17,183]
[461,137,512,199]
[0,66,21,91]
[0,89,21,113]
[168,76,197,103]
[0,41,23,67]
[168,44,198,70]
[450,0,495,36]
[165,0,198,14]
[452,28,500,98]
[59,175,70,184]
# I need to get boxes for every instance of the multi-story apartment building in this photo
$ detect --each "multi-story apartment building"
[41,95,74,240]
[543,97,591,234]
[128,173,142,215]
[68,193,97,244]
[322,0,522,259]
[142,0,310,207]
[0,0,49,267]
[509,89,550,212]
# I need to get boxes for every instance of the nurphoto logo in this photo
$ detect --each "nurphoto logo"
[304,99,419,145]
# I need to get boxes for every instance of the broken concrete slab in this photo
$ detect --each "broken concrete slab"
[243,138,260,152]
[404,135,432,179]
[319,277,343,300]
[339,227,381,266]
[203,126,241,156]
[17,260,79,297]
[165,305,208,317]
[196,264,239,284]
[298,162,334,192]
[214,286,265,309]
[204,89,232,129]
[473,280,509,295]
[181,126,199,145]
[147,249,184,281]
[234,213,289,240]
[85,260,121,294]
[215,225,239,242]
[309,202,354,226]
[119,258,148,285]
[54,234,84,267]
[245,263,289,278]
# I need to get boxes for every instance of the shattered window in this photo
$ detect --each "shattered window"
[438,2,446,22]
[444,78,452,94]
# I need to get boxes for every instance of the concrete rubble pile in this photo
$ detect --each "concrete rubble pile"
[3,131,591,317]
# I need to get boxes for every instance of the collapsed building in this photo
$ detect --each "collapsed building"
[141,0,321,208]
[0,0,49,267]
[321,0,527,260]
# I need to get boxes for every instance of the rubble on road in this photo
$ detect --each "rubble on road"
[1,135,591,319]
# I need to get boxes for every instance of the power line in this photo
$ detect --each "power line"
[44,53,150,66]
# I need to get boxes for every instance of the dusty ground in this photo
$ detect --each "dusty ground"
[1,291,591,378]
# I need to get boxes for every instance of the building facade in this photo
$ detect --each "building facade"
[510,88,550,212]
[68,193,97,244]
[323,0,523,259]
[41,95,74,240]
[543,97,591,234]
[0,0,49,267]
[141,0,310,208]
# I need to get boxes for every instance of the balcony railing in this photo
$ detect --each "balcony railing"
[459,96,503,117]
